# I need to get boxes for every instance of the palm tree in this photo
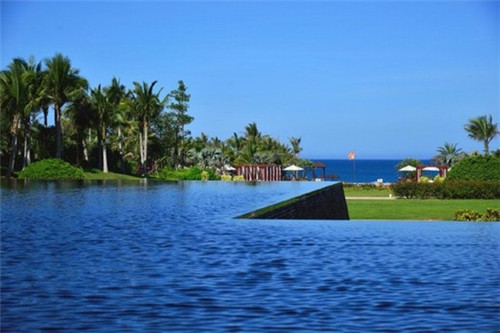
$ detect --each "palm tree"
[464,115,499,155]
[65,92,93,166]
[90,85,112,173]
[44,53,88,159]
[289,136,302,158]
[129,80,165,175]
[0,59,28,176]
[22,57,45,167]
[105,77,127,172]
[435,142,463,167]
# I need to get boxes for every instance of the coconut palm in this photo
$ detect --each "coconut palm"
[435,142,463,167]
[0,58,28,176]
[464,115,499,155]
[22,58,46,167]
[44,53,88,159]
[65,92,93,166]
[289,136,302,158]
[129,80,165,175]
[105,77,127,172]
[90,85,113,173]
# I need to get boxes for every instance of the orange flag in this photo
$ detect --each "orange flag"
[348,152,355,160]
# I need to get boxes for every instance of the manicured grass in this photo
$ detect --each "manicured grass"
[343,186,392,197]
[83,169,143,181]
[347,199,500,221]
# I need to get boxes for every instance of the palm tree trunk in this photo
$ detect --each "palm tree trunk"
[102,135,108,173]
[22,117,31,168]
[6,115,21,177]
[484,140,490,156]
[55,103,63,159]
[138,121,148,175]
[43,106,49,127]
[117,126,125,173]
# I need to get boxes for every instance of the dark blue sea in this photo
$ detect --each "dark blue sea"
[2,180,499,332]
[307,159,433,183]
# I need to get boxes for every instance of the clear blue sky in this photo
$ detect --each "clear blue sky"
[1,0,499,159]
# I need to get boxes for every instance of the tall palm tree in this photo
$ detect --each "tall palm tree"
[0,58,29,176]
[91,85,112,173]
[105,77,127,172]
[435,142,462,167]
[129,80,165,175]
[23,57,45,167]
[289,136,302,158]
[44,53,88,159]
[65,92,93,166]
[464,115,499,155]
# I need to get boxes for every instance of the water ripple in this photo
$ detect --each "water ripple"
[1,180,500,332]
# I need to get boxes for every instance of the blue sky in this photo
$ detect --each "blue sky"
[1,0,498,159]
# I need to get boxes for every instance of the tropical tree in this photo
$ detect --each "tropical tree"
[464,115,499,155]
[90,85,113,172]
[22,57,46,167]
[168,80,192,167]
[0,58,28,176]
[129,80,165,175]
[289,136,302,158]
[65,92,93,166]
[434,142,463,167]
[105,77,127,172]
[44,53,88,159]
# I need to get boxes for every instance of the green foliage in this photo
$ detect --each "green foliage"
[447,155,500,181]
[418,176,430,183]
[233,175,245,181]
[391,180,500,199]
[220,174,233,181]
[454,208,500,222]
[17,158,84,180]
[157,166,218,181]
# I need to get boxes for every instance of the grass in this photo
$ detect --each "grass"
[347,199,500,221]
[343,186,392,197]
[83,169,143,181]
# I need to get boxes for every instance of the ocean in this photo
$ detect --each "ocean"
[305,159,433,184]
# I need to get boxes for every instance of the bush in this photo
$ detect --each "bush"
[447,155,500,181]
[17,159,85,180]
[454,208,500,221]
[220,174,233,181]
[157,167,219,181]
[391,180,500,199]
[233,175,245,181]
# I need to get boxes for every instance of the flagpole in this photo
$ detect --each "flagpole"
[353,158,356,184]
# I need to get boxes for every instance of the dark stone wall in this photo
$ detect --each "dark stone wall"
[240,182,350,220]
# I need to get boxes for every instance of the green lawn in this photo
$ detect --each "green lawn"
[83,169,143,181]
[343,186,392,197]
[347,199,500,220]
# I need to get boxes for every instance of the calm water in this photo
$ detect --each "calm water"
[1,180,499,332]
[308,159,434,183]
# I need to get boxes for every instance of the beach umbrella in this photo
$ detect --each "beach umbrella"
[284,165,304,179]
[283,165,304,171]
[398,165,416,172]
[223,165,236,171]
[422,166,439,171]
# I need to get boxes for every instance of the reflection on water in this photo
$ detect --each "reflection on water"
[1,180,499,332]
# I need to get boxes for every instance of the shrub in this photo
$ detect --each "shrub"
[221,174,233,181]
[157,167,219,181]
[17,159,85,180]
[391,180,500,199]
[447,155,500,181]
[233,175,245,181]
[454,208,500,222]
[418,176,430,183]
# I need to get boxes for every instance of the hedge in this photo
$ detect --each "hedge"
[391,180,500,199]
[447,155,500,181]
